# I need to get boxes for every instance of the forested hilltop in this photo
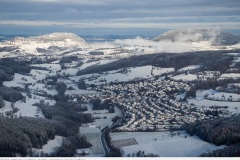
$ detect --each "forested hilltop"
[186,115,240,156]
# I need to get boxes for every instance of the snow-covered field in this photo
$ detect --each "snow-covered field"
[28,83,58,95]
[187,89,240,114]
[0,93,55,118]
[66,89,99,95]
[83,104,121,130]
[207,91,240,101]
[177,65,200,72]
[30,69,55,79]
[71,65,174,85]
[4,73,37,88]
[59,58,117,76]
[175,92,186,100]
[3,68,60,96]
[172,73,198,81]
[31,63,61,73]
[80,127,105,157]
[229,83,240,87]
[188,98,240,113]
[16,93,55,117]
[33,136,63,155]
[220,73,240,79]
[4,69,55,89]
[233,57,240,63]
[78,104,122,157]
[110,131,225,157]
[227,53,240,56]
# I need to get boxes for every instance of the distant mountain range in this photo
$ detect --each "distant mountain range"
[0,29,240,57]
[153,29,240,46]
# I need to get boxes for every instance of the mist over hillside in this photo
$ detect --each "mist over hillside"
[153,29,240,46]
[0,29,240,57]
[99,29,240,53]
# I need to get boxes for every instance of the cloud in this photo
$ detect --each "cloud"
[89,36,193,53]
[0,20,240,31]
[91,29,240,53]
[0,0,240,34]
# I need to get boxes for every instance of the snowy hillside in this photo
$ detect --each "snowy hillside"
[0,32,88,55]
[153,29,240,46]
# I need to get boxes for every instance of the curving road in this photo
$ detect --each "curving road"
[100,106,125,156]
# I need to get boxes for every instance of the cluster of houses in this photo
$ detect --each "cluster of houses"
[85,79,225,131]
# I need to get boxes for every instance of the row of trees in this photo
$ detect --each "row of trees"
[200,143,240,157]
[127,151,159,157]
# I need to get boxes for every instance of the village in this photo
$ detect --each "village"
[77,78,231,132]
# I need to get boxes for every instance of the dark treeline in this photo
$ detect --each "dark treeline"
[186,115,240,146]
[30,66,48,71]
[0,112,92,157]
[39,101,93,124]
[53,135,91,157]
[77,51,234,76]
[0,46,18,52]
[29,56,58,64]
[0,116,67,156]
[60,55,79,63]
[185,78,240,98]
[194,78,240,90]
[200,143,240,157]
[0,58,31,85]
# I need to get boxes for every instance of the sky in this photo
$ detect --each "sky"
[0,0,240,36]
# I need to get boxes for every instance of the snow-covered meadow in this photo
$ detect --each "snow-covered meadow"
[110,131,225,157]
[187,89,240,114]
[33,136,63,155]
[70,65,174,85]
[83,104,122,130]
[59,58,117,76]
[177,65,201,72]
[79,127,105,157]
[172,73,198,81]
